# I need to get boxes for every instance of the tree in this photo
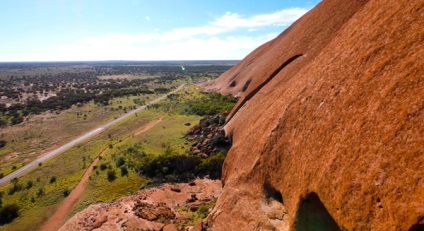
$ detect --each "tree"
[107,170,116,182]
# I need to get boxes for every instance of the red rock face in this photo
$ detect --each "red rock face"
[205,0,424,230]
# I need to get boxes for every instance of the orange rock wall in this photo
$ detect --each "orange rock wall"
[206,0,424,230]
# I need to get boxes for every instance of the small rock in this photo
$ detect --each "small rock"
[163,223,178,231]
[200,153,208,158]
[190,221,203,231]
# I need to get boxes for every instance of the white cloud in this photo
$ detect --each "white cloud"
[211,8,307,29]
[43,8,308,61]
[145,16,151,21]
[52,33,277,61]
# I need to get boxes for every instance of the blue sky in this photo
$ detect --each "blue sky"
[0,0,320,61]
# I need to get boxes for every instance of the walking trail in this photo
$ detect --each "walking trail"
[39,114,165,231]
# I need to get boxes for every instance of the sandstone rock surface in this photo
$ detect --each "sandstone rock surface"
[60,179,221,231]
[204,0,424,230]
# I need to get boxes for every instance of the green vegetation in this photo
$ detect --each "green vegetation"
[0,78,236,230]
[0,204,20,225]
[184,93,237,116]
[136,149,226,183]
[154,91,236,116]
[175,197,218,226]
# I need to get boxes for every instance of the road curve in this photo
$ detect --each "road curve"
[0,83,187,186]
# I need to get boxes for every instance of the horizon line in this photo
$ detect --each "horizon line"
[0,59,241,63]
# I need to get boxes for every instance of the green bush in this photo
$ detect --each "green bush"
[136,150,226,182]
[36,187,44,197]
[100,163,108,171]
[0,203,20,225]
[8,178,23,195]
[63,189,70,197]
[116,156,125,167]
[196,152,226,179]
[120,166,128,176]
[26,180,33,189]
[208,134,230,148]
[107,170,116,182]
[183,93,236,116]
[136,152,201,182]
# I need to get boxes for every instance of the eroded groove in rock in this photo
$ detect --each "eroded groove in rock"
[227,54,304,122]
[294,193,340,231]
[264,181,284,204]
[242,79,251,92]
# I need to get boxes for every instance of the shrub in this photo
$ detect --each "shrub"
[36,188,44,197]
[63,189,70,197]
[26,180,33,189]
[116,156,125,167]
[8,179,23,195]
[208,134,229,148]
[120,166,128,176]
[136,152,201,183]
[107,170,116,182]
[100,163,108,171]
[0,204,20,225]
[196,152,226,179]
[50,176,57,184]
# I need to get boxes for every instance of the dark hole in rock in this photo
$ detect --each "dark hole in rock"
[409,224,424,231]
[229,80,236,87]
[294,192,340,231]
[264,181,283,204]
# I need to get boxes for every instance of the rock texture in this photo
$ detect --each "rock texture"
[204,0,424,230]
[60,179,221,231]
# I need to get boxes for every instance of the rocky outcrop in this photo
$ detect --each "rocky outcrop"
[204,0,424,230]
[60,179,222,231]
[185,111,231,158]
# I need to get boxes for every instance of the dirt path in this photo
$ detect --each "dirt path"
[134,114,165,136]
[39,115,165,231]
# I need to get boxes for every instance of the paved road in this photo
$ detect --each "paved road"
[0,83,187,186]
